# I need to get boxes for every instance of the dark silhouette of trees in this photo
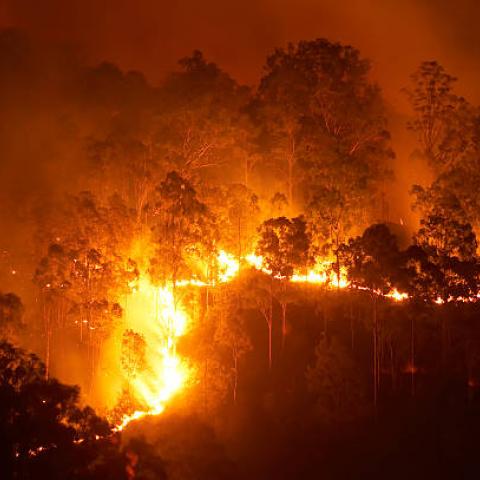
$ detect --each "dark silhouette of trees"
[0,340,110,478]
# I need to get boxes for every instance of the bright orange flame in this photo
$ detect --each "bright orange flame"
[245,253,265,271]
[115,278,190,430]
[385,288,409,302]
[114,249,411,431]
[217,250,240,283]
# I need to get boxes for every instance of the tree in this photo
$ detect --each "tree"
[406,61,475,173]
[33,193,138,388]
[0,340,111,478]
[206,183,260,263]
[257,216,312,352]
[33,243,72,378]
[340,223,401,293]
[150,171,218,286]
[257,216,312,279]
[339,223,401,408]
[0,292,23,342]
[412,186,479,301]
[257,38,393,213]
[157,50,252,179]
[212,284,252,403]
[413,185,477,261]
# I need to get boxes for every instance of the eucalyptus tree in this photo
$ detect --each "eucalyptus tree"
[256,216,312,356]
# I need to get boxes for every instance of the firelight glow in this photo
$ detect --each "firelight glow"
[115,249,411,430]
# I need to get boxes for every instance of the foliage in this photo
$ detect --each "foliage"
[257,38,393,213]
[0,340,111,478]
[340,223,401,293]
[406,61,476,172]
[150,171,218,284]
[256,216,312,278]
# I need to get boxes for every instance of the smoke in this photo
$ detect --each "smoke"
[2,0,479,104]
[0,0,478,270]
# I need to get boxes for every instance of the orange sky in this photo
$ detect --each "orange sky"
[1,0,480,112]
[0,0,478,225]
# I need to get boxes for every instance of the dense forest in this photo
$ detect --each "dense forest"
[2,28,480,479]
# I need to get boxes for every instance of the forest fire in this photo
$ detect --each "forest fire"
[3,7,480,478]
[114,249,411,430]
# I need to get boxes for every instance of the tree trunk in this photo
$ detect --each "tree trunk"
[268,320,272,370]
[45,302,51,380]
[350,303,355,352]
[237,217,242,267]
[203,358,208,414]
[268,278,273,369]
[281,302,287,351]
[233,346,238,403]
[287,134,295,209]
[373,295,378,413]
[411,314,415,397]
[390,342,396,392]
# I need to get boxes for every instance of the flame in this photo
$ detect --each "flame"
[115,278,190,430]
[113,250,411,431]
[245,253,265,270]
[385,288,409,302]
[217,250,240,283]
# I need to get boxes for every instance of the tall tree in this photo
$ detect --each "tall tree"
[157,50,252,180]
[150,171,218,286]
[340,223,401,409]
[257,216,312,354]
[406,61,475,173]
[257,38,393,213]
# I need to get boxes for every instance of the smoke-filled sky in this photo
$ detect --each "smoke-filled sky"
[1,0,480,111]
[0,0,479,230]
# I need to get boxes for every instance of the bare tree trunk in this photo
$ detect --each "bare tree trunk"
[411,314,415,397]
[44,302,50,380]
[287,134,295,209]
[268,320,272,370]
[390,342,396,392]
[373,295,378,413]
[238,217,242,267]
[203,359,208,414]
[281,302,287,351]
[335,243,341,290]
[233,346,238,403]
[262,307,273,370]
[350,303,355,351]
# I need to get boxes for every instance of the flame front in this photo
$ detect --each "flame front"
[114,250,409,430]
[115,278,190,430]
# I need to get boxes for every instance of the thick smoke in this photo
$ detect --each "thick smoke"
[1,0,479,228]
